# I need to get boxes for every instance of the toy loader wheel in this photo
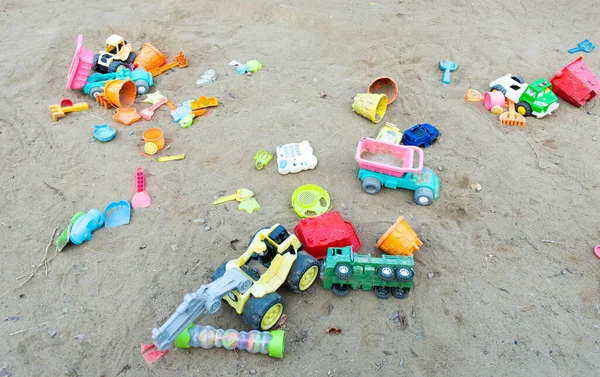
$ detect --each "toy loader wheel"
[490,85,506,95]
[516,101,532,117]
[362,177,382,195]
[396,267,414,282]
[242,292,285,330]
[414,187,434,206]
[374,287,390,299]
[332,284,350,297]
[391,287,410,299]
[286,251,320,293]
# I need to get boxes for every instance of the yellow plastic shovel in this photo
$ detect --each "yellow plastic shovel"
[213,188,254,205]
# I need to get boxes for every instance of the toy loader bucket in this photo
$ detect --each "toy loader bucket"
[134,43,167,71]
[376,216,422,256]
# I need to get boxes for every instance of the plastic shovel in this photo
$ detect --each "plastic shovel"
[56,211,86,251]
[568,39,595,53]
[439,59,457,84]
[132,168,151,209]
[213,188,254,205]
[104,200,131,227]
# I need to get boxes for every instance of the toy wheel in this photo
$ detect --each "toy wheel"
[396,267,414,282]
[88,86,103,99]
[378,266,395,281]
[374,287,390,299]
[332,284,350,297]
[414,187,434,206]
[93,53,101,71]
[135,79,150,95]
[391,287,410,299]
[430,136,438,145]
[144,142,158,155]
[242,292,285,330]
[490,84,506,95]
[361,177,382,195]
[516,101,532,117]
[108,60,126,73]
[286,251,320,292]
[511,75,525,84]
[126,51,137,65]
[335,264,352,280]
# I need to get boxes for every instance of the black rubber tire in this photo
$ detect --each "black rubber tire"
[93,53,101,72]
[378,266,395,281]
[242,292,285,330]
[88,86,103,99]
[391,287,410,299]
[332,284,350,297]
[108,60,125,73]
[491,84,506,95]
[126,51,137,64]
[430,136,438,145]
[211,262,228,281]
[516,101,533,117]
[134,79,150,95]
[374,287,390,299]
[335,264,352,280]
[361,177,382,195]
[396,267,414,282]
[414,187,434,206]
[285,251,320,293]
[511,75,525,84]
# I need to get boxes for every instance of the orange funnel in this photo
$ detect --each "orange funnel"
[376,216,422,256]
[104,79,136,108]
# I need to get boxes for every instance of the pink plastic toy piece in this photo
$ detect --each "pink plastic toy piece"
[66,35,94,90]
[139,97,168,121]
[483,91,505,111]
[355,137,423,177]
[595,245,600,259]
[131,168,151,209]
[60,98,74,107]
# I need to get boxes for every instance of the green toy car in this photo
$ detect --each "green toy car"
[321,246,414,299]
[489,74,559,118]
[83,66,153,99]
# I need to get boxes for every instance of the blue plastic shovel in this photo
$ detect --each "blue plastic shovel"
[439,60,457,84]
[568,39,595,53]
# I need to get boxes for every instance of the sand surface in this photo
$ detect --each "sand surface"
[1,0,600,376]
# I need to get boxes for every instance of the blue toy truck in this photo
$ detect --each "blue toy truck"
[83,66,153,99]
[401,123,439,148]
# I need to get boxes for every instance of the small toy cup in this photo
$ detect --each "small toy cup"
[484,91,505,111]
[376,216,422,256]
[143,128,165,151]
[368,76,398,104]
[352,93,388,124]
[134,43,167,71]
[104,79,136,108]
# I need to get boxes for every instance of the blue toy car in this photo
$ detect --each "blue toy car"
[401,123,439,148]
[83,66,153,99]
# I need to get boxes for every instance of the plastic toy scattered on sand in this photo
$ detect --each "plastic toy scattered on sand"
[113,107,141,126]
[464,89,483,102]
[144,142,158,155]
[104,200,131,228]
[276,141,318,174]
[247,60,262,72]
[69,209,104,245]
[499,100,526,127]
[484,91,505,111]
[60,99,73,107]
[143,128,165,152]
[490,74,559,118]
[139,97,168,121]
[157,154,185,162]
[132,168,151,209]
[439,59,457,84]
[149,51,188,77]
[143,91,165,104]
[376,123,403,144]
[254,150,274,170]
[84,66,153,98]
[368,76,398,104]
[291,184,331,218]
[352,93,387,123]
[401,123,439,148]
[551,56,600,107]
[57,212,86,251]
[50,102,89,122]
[93,124,116,142]
[191,96,219,110]
[197,69,217,87]
[568,39,595,54]
[376,216,422,256]
[595,245,600,259]
[93,34,136,73]
[294,211,361,260]
[66,35,94,90]
[134,43,167,72]
[238,198,260,214]
[213,189,254,205]
[179,114,195,128]
[104,79,136,108]
[171,101,193,122]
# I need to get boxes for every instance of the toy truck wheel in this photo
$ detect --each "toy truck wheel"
[135,80,150,95]
[491,85,506,95]
[335,264,352,280]
[377,266,395,281]
[391,287,410,299]
[396,267,414,282]
[93,53,101,71]
[374,287,390,299]
[286,251,320,293]
[332,284,350,297]
[516,101,532,117]
[88,86,103,99]
[414,187,434,206]
[108,61,126,73]
[126,51,137,65]
[511,75,525,84]
[361,177,382,195]
[242,292,285,330]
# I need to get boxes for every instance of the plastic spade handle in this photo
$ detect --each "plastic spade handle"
[568,47,582,53]
[136,168,145,193]
[442,69,452,84]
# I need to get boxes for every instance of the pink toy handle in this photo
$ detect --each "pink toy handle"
[149,97,168,111]
[136,168,145,193]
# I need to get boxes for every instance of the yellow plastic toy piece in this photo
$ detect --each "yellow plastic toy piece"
[191,96,219,110]
[49,102,89,122]
[238,198,260,214]
[376,122,403,144]
[157,154,185,162]
[213,188,254,205]
[352,93,387,124]
[144,142,158,155]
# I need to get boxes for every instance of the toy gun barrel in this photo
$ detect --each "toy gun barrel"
[175,324,285,359]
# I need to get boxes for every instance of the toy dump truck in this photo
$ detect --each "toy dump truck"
[321,246,415,299]
[83,66,153,98]
[94,34,137,73]
[489,74,559,118]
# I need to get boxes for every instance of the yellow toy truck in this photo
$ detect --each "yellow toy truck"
[94,34,136,73]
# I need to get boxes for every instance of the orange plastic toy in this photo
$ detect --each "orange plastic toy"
[376,216,422,256]
[113,107,141,126]
[190,96,218,110]
[143,128,165,150]
[464,89,484,102]
[104,79,136,108]
[166,100,177,110]
[49,102,89,121]
[368,76,398,104]
[134,43,167,72]
[499,99,526,127]
[191,109,208,117]
[149,51,188,77]
[96,93,114,109]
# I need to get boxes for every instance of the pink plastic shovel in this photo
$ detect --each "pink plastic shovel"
[139,97,168,121]
[132,168,151,209]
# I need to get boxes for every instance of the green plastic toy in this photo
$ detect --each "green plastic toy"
[254,150,273,170]
[56,212,86,251]
[291,184,330,218]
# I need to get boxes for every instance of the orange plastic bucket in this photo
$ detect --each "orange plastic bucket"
[134,43,167,72]
[376,216,422,256]
[368,76,398,104]
[104,79,136,108]
[143,128,165,150]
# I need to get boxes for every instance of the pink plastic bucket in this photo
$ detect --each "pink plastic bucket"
[66,35,94,90]
[484,91,505,111]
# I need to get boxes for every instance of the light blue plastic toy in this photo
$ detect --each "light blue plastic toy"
[104,200,131,228]
[94,124,116,142]
[171,101,193,122]
[83,66,153,98]
[439,59,457,84]
[236,64,251,74]
[69,209,104,245]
